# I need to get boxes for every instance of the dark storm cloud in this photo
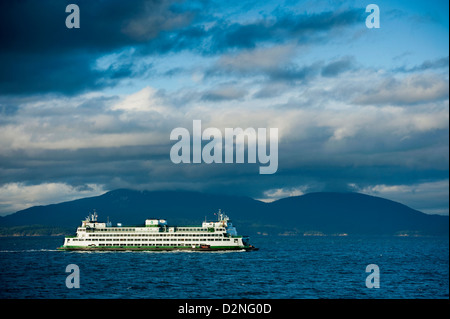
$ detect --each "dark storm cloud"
[0,0,186,53]
[0,1,364,95]
[0,0,193,95]
[0,51,134,95]
[0,144,170,186]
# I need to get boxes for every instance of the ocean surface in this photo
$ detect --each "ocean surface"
[0,235,448,299]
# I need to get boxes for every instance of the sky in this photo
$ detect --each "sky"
[0,0,448,216]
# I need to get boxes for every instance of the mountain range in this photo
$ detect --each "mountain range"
[0,189,448,236]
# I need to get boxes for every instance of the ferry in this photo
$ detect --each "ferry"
[57,210,258,252]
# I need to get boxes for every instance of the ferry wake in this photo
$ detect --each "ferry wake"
[57,210,258,252]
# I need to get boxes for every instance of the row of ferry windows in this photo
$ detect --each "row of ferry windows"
[95,244,232,247]
[85,233,226,237]
[70,238,232,242]
[80,227,226,232]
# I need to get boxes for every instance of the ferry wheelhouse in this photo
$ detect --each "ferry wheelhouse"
[58,210,258,252]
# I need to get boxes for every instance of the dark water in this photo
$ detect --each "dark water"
[0,236,448,299]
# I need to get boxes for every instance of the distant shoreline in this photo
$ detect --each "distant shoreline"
[0,225,72,237]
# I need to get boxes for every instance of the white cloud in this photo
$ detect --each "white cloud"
[353,73,449,105]
[258,186,308,202]
[111,86,168,113]
[202,83,248,101]
[351,180,449,215]
[216,44,297,74]
[0,87,176,151]
[0,183,107,216]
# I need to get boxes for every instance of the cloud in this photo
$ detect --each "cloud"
[209,46,359,96]
[121,1,194,41]
[201,84,248,101]
[0,0,193,95]
[0,0,185,53]
[0,2,364,95]
[321,56,355,77]
[352,180,449,215]
[0,182,106,215]
[214,45,297,75]
[0,89,175,152]
[258,186,308,202]
[353,74,449,105]
[112,86,169,113]
[208,8,363,52]
[395,56,449,73]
